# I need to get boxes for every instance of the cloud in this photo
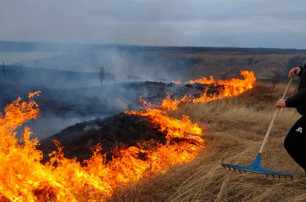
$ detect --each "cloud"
[1,0,306,48]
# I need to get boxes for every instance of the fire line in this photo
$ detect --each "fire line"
[0,71,255,201]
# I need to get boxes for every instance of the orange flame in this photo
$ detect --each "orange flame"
[191,71,256,103]
[159,71,256,111]
[171,80,182,85]
[0,93,203,201]
[190,75,215,85]
[0,70,256,201]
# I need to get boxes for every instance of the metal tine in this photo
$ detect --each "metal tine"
[221,166,293,179]
[222,166,293,180]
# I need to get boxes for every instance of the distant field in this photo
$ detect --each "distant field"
[0,51,62,65]
[2,41,306,81]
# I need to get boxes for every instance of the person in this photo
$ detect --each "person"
[276,64,306,172]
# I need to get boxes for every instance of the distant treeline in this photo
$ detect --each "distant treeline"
[1,41,306,53]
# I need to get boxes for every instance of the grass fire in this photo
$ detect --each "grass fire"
[0,71,256,201]
[3,2,306,201]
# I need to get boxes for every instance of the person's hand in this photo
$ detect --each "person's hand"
[276,98,286,108]
[288,66,301,78]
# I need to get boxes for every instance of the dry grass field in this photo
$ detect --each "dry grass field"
[109,81,306,202]
[159,49,306,80]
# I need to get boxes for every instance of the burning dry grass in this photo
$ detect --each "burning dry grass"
[110,81,306,202]
[2,71,303,201]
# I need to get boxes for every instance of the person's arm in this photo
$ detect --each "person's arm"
[298,65,305,76]
[285,88,306,108]
[275,89,306,108]
[276,65,306,108]
[298,65,304,77]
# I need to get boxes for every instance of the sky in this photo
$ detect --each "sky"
[1,0,306,49]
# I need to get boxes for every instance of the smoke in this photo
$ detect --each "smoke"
[26,117,84,138]
[0,43,202,139]
[8,43,195,82]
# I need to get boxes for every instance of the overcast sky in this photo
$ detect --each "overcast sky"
[1,0,306,49]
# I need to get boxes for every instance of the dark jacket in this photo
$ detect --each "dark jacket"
[286,64,306,115]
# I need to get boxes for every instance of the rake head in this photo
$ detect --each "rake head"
[221,154,293,180]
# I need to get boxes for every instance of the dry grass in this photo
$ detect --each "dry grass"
[109,81,306,202]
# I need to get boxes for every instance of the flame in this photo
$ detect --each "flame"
[0,92,113,201]
[127,108,203,144]
[160,71,256,111]
[160,93,189,111]
[190,75,215,85]
[171,80,182,85]
[0,70,256,201]
[0,93,203,201]
[191,71,256,103]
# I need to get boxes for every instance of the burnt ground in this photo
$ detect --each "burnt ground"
[37,113,167,164]
[33,82,219,164]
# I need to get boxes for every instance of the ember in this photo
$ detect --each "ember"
[0,71,255,201]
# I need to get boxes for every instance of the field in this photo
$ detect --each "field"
[110,81,306,202]
[2,42,306,201]
[3,41,306,82]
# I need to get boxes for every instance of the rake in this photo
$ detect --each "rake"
[221,77,294,179]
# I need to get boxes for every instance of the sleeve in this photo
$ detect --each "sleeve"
[286,88,306,107]
[297,64,305,77]
[285,64,306,107]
